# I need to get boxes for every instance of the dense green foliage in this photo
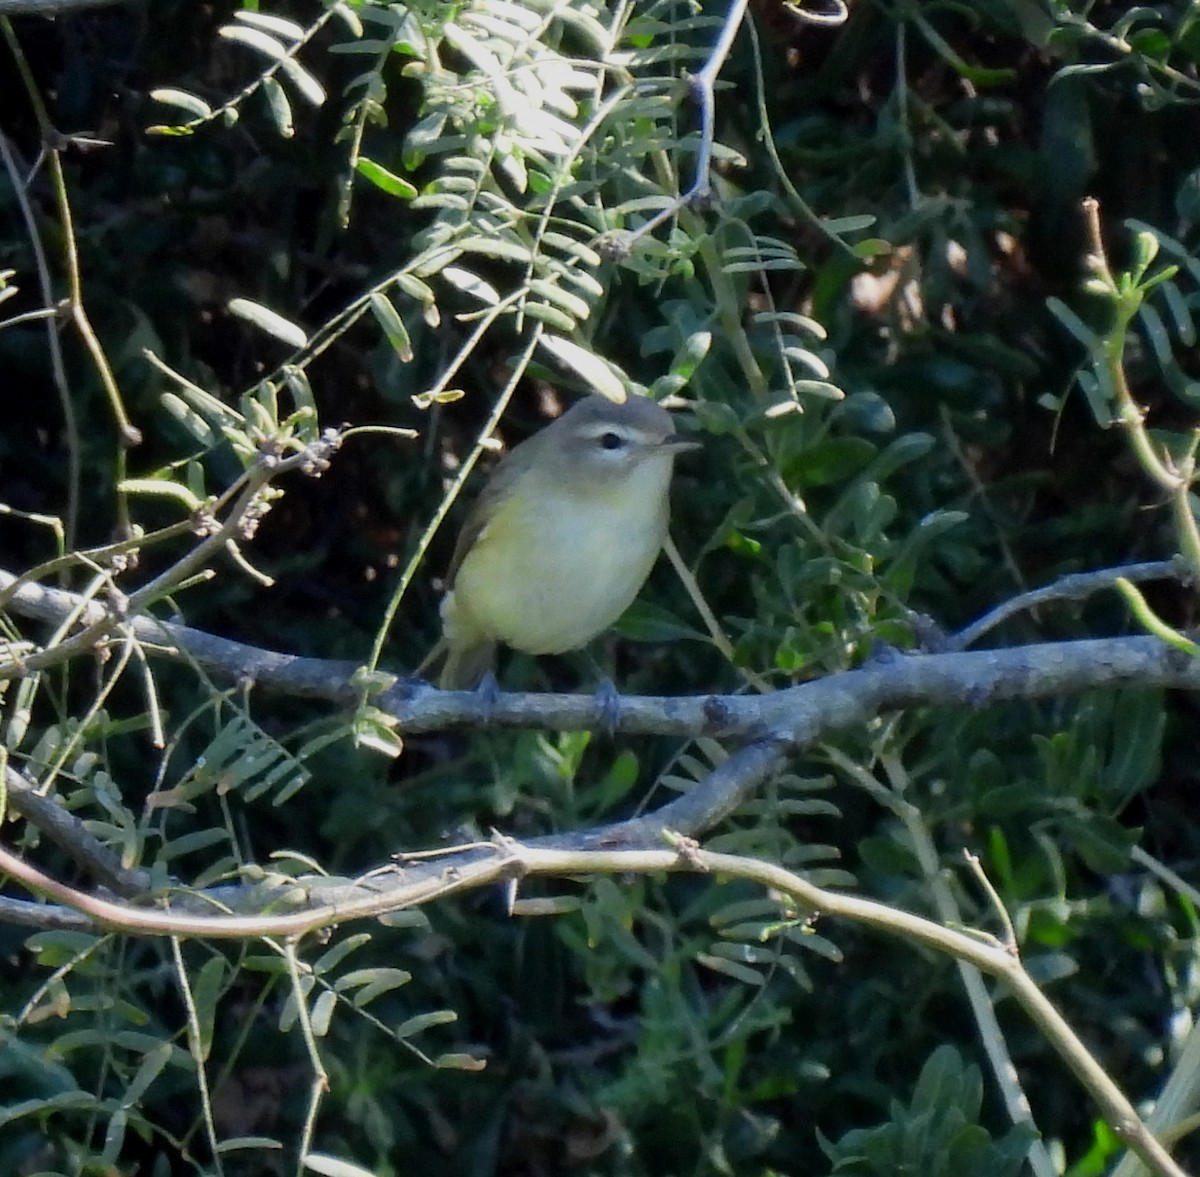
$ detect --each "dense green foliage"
[2,1,1200,1175]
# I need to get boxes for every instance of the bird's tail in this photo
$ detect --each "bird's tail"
[438,638,497,690]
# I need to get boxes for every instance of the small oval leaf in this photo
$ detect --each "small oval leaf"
[538,336,626,400]
[149,88,212,120]
[228,299,308,349]
[355,158,416,199]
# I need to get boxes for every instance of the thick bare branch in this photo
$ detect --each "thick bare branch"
[4,566,1199,747]
[5,560,1197,965]
[1,566,364,701]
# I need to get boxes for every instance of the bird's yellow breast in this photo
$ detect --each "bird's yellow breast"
[442,457,673,655]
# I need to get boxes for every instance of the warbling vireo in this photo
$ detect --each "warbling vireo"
[436,394,699,689]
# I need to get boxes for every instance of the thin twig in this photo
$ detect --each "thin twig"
[1081,197,1200,577]
[619,0,850,249]
[1,23,140,451]
[0,835,1187,1177]
[1109,850,1200,1177]
[0,129,81,552]
[366,306,538,673]
[616,0,750,248]
[963,850,1017,954]
[949,561,1184,651]
[5,766,151,897]
[170,938,227,1177]
[826,746,1056,1177]
[939,405,1028,600]
[285,937,330,1177]
[662,533,770,691]
[0,0,124,12]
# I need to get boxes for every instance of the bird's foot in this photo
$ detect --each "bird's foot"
[395,672,433,698]
[862,640,902,667]
[475,671,501,723]
[592,677,622,737]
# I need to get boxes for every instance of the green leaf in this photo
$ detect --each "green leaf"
[335,967,413,1006]
[303,1154,380,1177]
[191,957,229,1061]
[441,266,500,306]
[311,990,337,1036]
[313,933,372,976]
[823,213,876,234]
[217,1135,285,1153]
[695,952,765,986]
[396,1009,457,1038]
[355,157,417,199]
[852,237,892,259]
[835,391,896,433]
[368,293,413,359]
[613,601,704,642]
[1063,814,1138,874]
[403,110,449,169]
[354,708,404,758]
[797,437,877,486]
[218,24,290,62]
[434,1052,487,1071]
[117,477,203,511]
[156,828,229,863]
[228,298,308,349]
[1047,296,1101,349]
[522,301,577,331]
[862,432,935,483]
[527,278,591,322]
[277,55,325,107]
[538,336,627,400]
[125,1041,175,1103]
[149,88,212,120]
[158,398,214,448]
[458,236,534,264]
[234,10,305,40]
[1129,26,1171,60]
[261,76,294,138]
[1137,301,1175,370]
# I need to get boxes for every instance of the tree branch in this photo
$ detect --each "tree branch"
[5,560,1198,960]
[5,766,151,897]
[4,566,1199,746]
[948,560,1185,650]
[0,0,126,14]
[0,835,1187,1177]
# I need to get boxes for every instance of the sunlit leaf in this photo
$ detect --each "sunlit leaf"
[303,1153,380,1177]
[261,76,294,138]
[117,478,203,512]
[228,299,308,349]
[369,293,413,359]
[355,158,417,199]
[149,88,212,120]
[234,10,305,40]
[538,335,626,400]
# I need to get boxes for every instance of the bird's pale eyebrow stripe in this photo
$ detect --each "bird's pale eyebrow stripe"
[577,424,647,442]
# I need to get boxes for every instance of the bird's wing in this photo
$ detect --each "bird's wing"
[443,438,542,588]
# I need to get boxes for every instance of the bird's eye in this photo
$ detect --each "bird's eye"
[599,431,624,450]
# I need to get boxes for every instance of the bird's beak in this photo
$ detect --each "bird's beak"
[659,435,702,453]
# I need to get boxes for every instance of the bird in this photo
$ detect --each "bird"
[434,394,699,690]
